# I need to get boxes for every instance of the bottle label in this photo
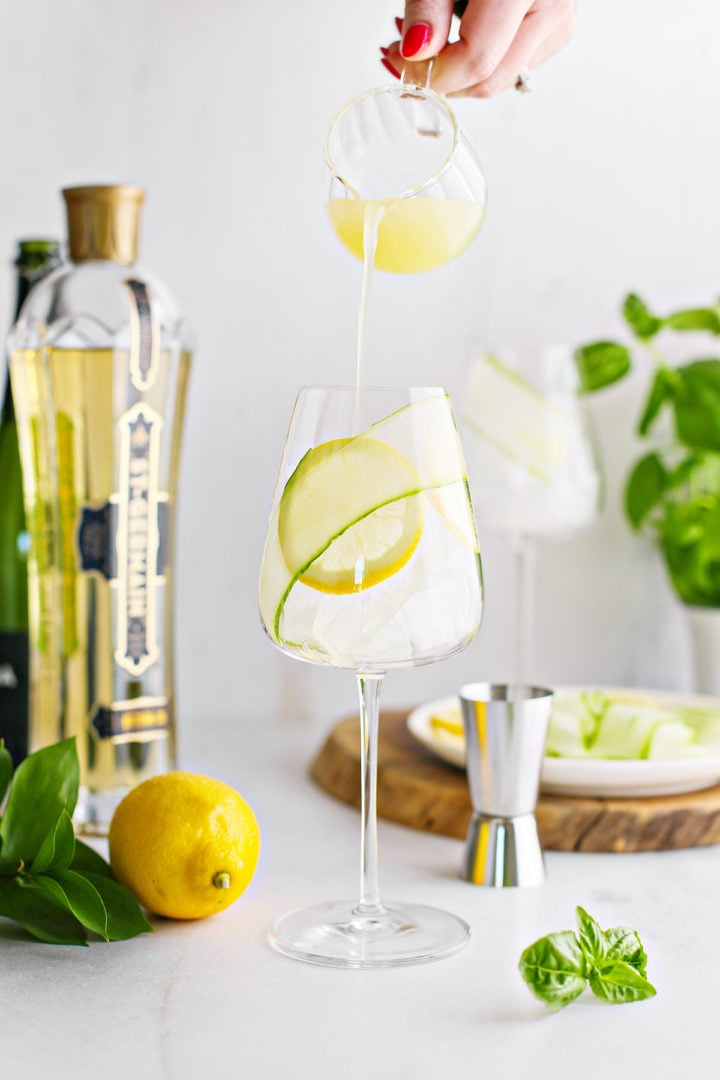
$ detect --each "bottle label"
[125,279,159,391]
[75,406,171,689]
[112,403,166,676]
[0,630,29,764]
[73,277,173,739]
[90,697,171,742]
[78,499,170,581]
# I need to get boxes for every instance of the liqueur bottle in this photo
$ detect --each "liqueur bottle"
[9,186,192,831]
[0,239,62,766]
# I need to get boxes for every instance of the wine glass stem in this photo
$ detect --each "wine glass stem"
[513,533,536,685]
[355,671,386,916]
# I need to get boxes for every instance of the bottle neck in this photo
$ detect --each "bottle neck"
[5,244,62,412]
[14,272,40,322]
[13,239,62,318]
[0,373,14,420]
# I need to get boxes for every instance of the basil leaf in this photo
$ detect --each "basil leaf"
[518,930,587,1011]
[46,869,109,940]
[623,293,662,340]
[589,960,657,1004]
[0,741,12,806]
[667,453,706,489]
[70,838,116,880]
[637,368,675,436]
[672,360,720,452]
[661,498,720,604]
[82,872,153,941]
[0,876,87,946]
[29,810,76,875]
[625,453,668,529]
[576,906,605,966]
[574,341,632,393]
[663,307,720,334]
[603,925,648,976]
[0,739,79,871]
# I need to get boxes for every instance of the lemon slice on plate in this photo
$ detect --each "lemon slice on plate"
[278,436,425,594]
[429,708,463,741]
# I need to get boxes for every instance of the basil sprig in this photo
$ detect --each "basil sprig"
[519,906,656,1010]
[574,293,720,606]
[0,738,152,945]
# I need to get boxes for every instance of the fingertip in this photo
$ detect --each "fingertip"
[400,22,432,60]
[380,56,401,80]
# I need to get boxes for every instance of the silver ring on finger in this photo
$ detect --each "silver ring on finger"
[515,69,533,94]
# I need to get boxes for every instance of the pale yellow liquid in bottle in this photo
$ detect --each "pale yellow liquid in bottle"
[10,345,190,803]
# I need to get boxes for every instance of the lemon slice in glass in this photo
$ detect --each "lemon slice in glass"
[278,436,425,594]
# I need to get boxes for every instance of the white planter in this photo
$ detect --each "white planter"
[685,605,720,696]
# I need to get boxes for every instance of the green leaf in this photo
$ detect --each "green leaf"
[589,960,657,1004]
[0,738,79,872]
[29,809,76,875]
[625,453,668,529]
[0,740,13,805]
[663,307,720,334]
[660,497,720,605]
[0,875,87,946]
[46,869,109,940]
[83,872,153,941]
[671,360,720,452]
[574,342,632,394]
[70,838,115,880]
[637,368,675,436]
[575,906,605,966]
[623,293,662,340]
[603,925,648,976]
[518,930,587,1011]
[667,453,705,489]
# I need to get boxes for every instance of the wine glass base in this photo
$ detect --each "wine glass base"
[268,899,470,969]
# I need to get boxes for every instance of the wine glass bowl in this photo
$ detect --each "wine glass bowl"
[460,347,603,682]
[325,84,487,274]
[462,347,602,540]
[259,386,483,967]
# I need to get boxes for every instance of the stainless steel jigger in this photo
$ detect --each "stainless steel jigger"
[459,683,553,888]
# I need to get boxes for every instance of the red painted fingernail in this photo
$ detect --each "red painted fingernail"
[395,16,404,34]
[381,56,401,79]
[380,46,390,57]
[401,22,431,58]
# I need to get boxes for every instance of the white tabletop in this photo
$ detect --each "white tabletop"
[3,714,719,1080]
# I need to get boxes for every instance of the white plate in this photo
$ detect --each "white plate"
[406,688,720,798]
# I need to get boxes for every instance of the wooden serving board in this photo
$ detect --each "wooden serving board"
[309,710,720,853]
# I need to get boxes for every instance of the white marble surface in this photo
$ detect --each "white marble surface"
[3,716,719,1080]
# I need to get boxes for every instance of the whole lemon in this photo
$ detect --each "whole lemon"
[108,771,260,920]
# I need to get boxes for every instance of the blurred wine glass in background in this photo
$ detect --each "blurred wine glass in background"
[461,346,603,683]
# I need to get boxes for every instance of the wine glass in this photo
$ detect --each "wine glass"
[259,386,483,968]
[460,347,602,682]
[325,82,488,276]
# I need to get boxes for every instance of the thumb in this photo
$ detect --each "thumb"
[400,0,454,59]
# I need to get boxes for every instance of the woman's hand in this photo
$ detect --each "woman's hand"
[380,0,576,97]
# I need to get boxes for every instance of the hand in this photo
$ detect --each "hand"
[380,0,575,98]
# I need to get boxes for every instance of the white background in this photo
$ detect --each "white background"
[1,0,719,753]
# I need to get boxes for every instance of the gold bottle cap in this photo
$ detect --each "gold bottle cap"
[62,185,145,265]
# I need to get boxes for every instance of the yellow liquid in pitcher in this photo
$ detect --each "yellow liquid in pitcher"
[326,196,484,275]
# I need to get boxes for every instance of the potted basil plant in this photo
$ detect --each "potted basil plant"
[574,293,720,693]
